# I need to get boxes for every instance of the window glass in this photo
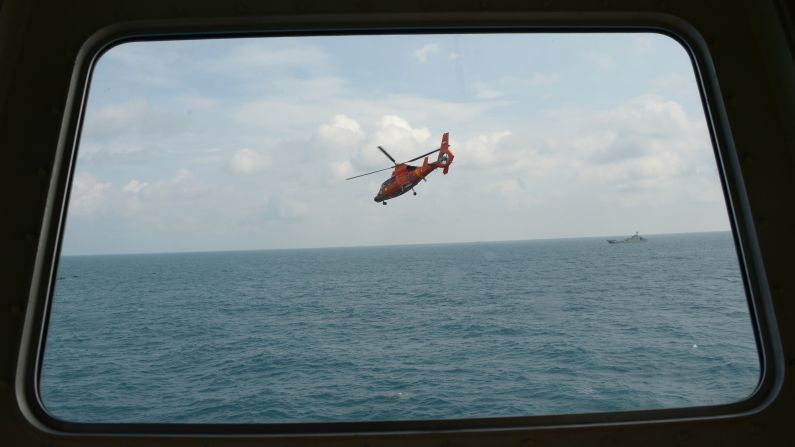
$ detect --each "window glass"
[41,33,759,423]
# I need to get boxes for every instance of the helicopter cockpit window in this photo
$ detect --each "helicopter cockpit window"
[41,33,759,425]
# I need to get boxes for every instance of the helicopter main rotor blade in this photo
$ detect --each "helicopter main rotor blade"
[403,148,441,163]
[345,165,394,180]
[347,145,443,180]
[378,146,397,164]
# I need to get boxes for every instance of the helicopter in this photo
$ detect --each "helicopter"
[346,132,454,204]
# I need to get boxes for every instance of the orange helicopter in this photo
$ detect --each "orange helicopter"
[346,132,454,205]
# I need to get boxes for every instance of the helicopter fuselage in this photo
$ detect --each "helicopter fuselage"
[374,160,439,202]
[348,132,453,203]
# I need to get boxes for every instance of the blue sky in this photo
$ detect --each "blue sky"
[63,33,728,255]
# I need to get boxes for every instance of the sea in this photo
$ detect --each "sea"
[40,231,760,423]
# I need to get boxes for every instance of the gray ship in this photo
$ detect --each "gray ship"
[607,232,647,244]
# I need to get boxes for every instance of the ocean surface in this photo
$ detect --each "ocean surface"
[40,232,760,423]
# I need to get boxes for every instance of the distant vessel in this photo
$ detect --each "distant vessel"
[607,232,647,244]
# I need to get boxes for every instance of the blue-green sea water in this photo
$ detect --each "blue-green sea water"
[41,232,759,423]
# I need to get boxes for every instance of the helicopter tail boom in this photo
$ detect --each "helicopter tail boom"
[435,132,454,174]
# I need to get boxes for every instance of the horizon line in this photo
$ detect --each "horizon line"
[61,229,732,258]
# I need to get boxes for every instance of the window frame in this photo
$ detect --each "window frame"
[15,11,784,437]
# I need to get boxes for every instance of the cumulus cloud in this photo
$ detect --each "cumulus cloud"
[457,131,512,166]
[331,160,354,180]
[114,168,214,232]
[414,43,441,62]
[529,94,713,201]
[364,115,432,165]
[78,98,203,165]
[83,100,149,140]
[229,148,269,174]
[318,114,364,148]
[122,179,148,193]
[321,114,449,181]
[69,173,112,216]
[69,170,207,225]
[171,168,193,184]
[376,115,431,142]
[568,95,696,167]
[82,99,194,148]
[475,82,503,100]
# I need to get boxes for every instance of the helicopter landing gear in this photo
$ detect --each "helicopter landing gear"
[382,201,387,205]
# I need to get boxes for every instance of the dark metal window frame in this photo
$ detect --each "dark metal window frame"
[14,11,784,437]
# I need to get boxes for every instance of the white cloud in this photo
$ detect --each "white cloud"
[331,160,354,180]
[70,173,112,216]
[414,43,441,62]
[233,94,497,145]
[79,98,201,164]
[113,169,217,233]
[229,148,269,174]
[376,115,431,142]
[475,82,503,100]
[84,100,149,140]
[122,179,148,193]
[533,95,713,199]
[172,168,193,184]
[365,115,432,165]
[457,131,512,166]
[318,114,364,148]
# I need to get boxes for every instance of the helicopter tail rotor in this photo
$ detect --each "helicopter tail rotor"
[435,132,454,174]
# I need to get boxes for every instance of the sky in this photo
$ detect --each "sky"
[62,33,730,255]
